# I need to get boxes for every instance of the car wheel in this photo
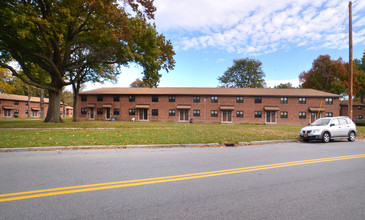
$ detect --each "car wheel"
[348,131,356,142]
[303,139,310,143]
[322,132,330,143]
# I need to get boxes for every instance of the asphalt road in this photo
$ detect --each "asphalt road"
[1,140,365,220]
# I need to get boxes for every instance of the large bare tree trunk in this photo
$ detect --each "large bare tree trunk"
[40,88,45,118]
[44,88,63,123]
[72,83,80,122]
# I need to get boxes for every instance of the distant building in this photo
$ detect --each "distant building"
[78,87,340,125]
[340,100,365,122]
[0,94,73,118]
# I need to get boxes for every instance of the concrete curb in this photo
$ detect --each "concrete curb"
[0,140,299,152]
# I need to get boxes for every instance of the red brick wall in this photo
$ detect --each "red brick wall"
[78,94,340,125]
[0,99,49,118]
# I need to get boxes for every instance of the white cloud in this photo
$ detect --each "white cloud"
[154,0,365,55]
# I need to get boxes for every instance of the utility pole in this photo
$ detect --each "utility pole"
[349,1,353,120]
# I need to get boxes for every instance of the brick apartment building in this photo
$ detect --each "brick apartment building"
[0,94,73,118]
[78,87,340,125]
[340,100,365,121]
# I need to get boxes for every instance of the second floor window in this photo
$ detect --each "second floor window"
[193,96,200,103]
[280,97,288,104]
[14,101,19,105]
[97,95,103,102]
[129,96,135,102]
[255,96,262,104]
[211,96,218,103]
[113,95,119,102]
[169,96,175,102]
[152,96,158,102]
[299,97,306,104]
[81,95,87,102]
[325,98,333,105]
[236,96,244,103]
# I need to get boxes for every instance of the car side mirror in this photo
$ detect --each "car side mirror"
[330,124,335,127]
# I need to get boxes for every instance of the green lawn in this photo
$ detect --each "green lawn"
[0,118,363,148]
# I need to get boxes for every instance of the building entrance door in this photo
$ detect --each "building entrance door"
[105,108,111,120]
[138,109,148,121]
[89,108,95,120]
[311,112,321,123]
[179,109,189,122]
[222,110,232,123]
[266,111,276,124]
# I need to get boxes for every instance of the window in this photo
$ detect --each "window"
[280,97,288,104]
[25,102,29,106]
[193,110,200,117]
[129,96,135,102]
[255,96,262,104]
[211,96,218,103]
[14,101,19,105]
[97,108,103,115]
[152,109,158,116]
[60,104,63,109]
[358,115,363,119]
[236,96,244,103]
[81,108,87,115]
[325,112,333,117]
[211,110,218,117]
[280,111,288,119]
[254,111,262,118]
[193,96,200,103]
[129,109,135,115]
[299,97,306,104]
[358,106,362,110]
[14,109,19,114]
[25,110,29,115]
[236,111,244,118]
[113,95,119,102]
[113,108,120,115]
[325,98,333,105]
[299,112,306,119]
[81,95,87,102]
[97,95,103,102]
[152,96,158,102]
[169,96,175,102]
[169,109,175,116]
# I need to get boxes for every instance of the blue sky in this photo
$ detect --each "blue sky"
[85,0,365,90]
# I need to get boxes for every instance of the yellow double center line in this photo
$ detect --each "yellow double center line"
[1,154,365,202]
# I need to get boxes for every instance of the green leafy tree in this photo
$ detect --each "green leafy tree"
[218,58,266,88]
[0,67,15,94]
[130,78,149,87]
[0,0,175,123]
[274,82,294,89]
[299,55,348,95]
[354,51,365,103]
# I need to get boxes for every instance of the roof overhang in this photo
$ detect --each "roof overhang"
[2,106,15,110]
[86,104,96,108]
[264,107,280,111]
[176,105,191,109]
[135,104,150,108]
[31,107,40,111]
[309,107,325,112]
[220,105,235,110]
[102,104,112,108]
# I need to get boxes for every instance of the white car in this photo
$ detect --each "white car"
[300,116,357,143]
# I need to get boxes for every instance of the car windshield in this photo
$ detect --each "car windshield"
[311,118,331,126]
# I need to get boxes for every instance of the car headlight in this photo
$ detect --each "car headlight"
[312,129,321,134]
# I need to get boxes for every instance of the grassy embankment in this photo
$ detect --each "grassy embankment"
[0,118,363,148]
